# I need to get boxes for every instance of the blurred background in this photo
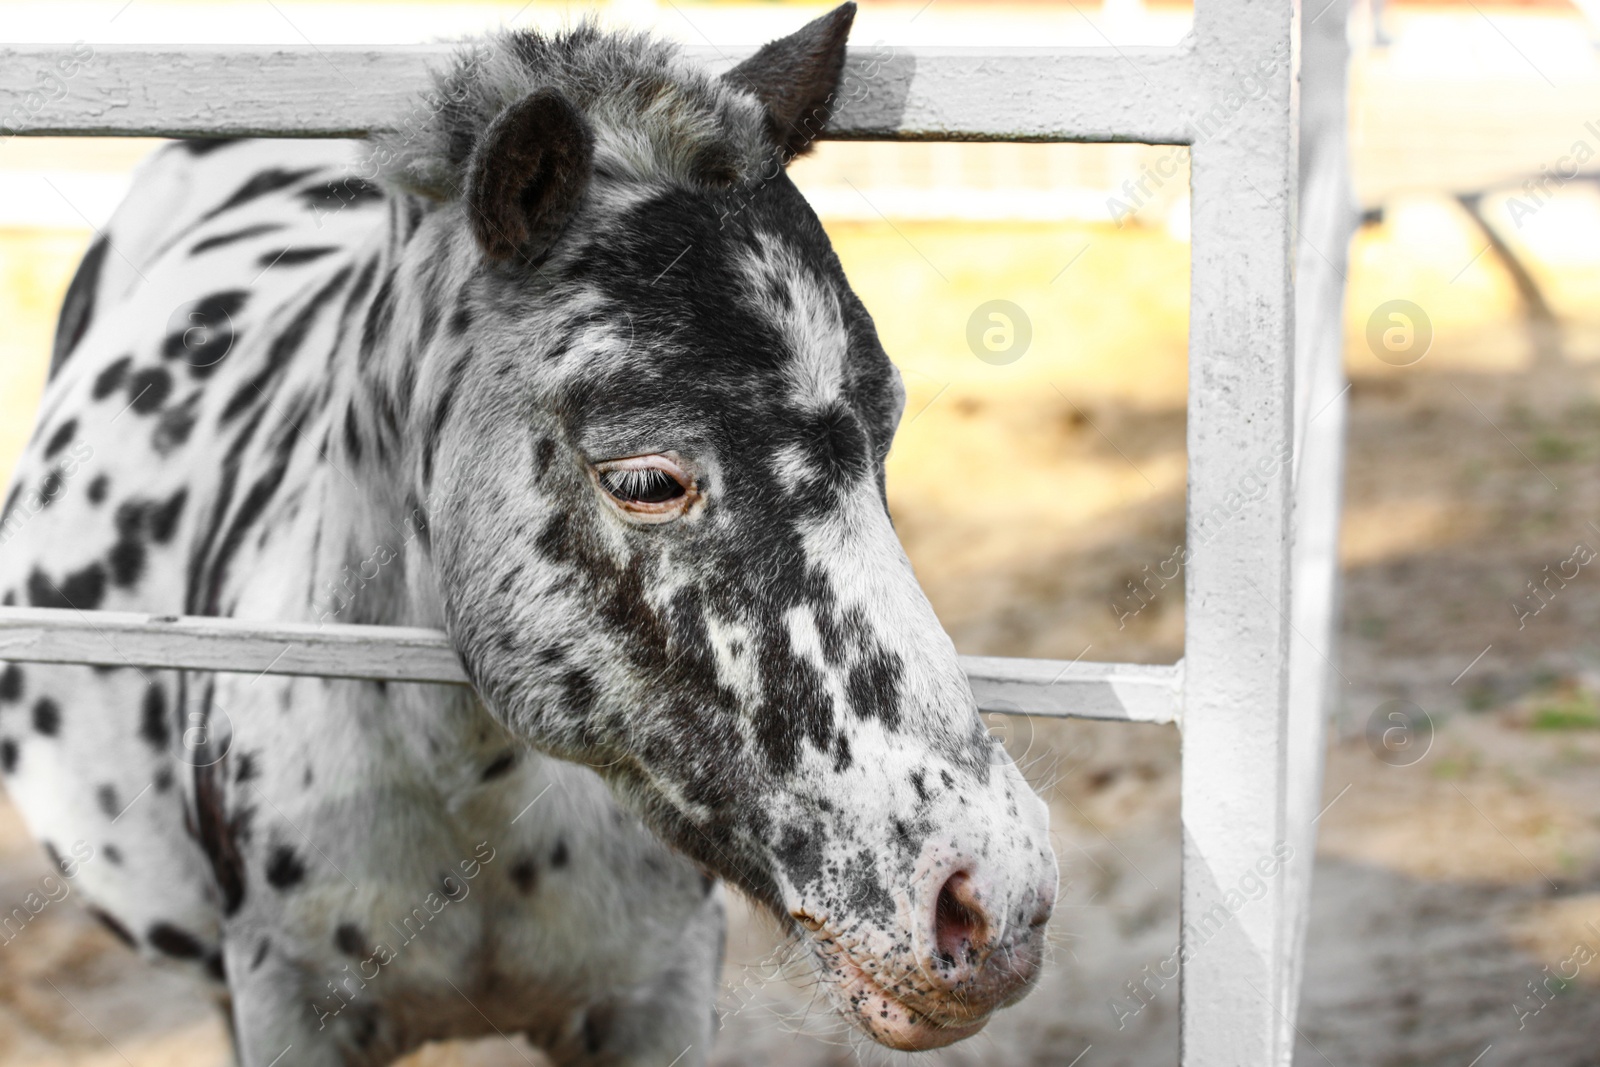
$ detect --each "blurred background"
[4,0,1600,1063]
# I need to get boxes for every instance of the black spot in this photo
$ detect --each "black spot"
[349,1005,380,1049]
[153,392,202,453]
[422,349,471,487]
[1,740,17,774]
[154,766,174,793]
[832,730,852,773]
[843,850,895,924]
[50,235,108,378]
[148,489,188,544]
[162,290,247,376]
[257,246,341,268]
[335,257,379,357]
[190,223,284,255]
[299,177,384,213]
[551,838,569,868]
[532,438,557,483]
[418,299,441,352]
[235,752,259,783]
[108,533,147,590]
[753,647,835,779]
[775,825,824,889]
[147,922,206,959]
[359,269,397,371]
[177,138,239,156]
[96,784,120,817]
[37,470,62,507]
[127,366,173,414]
[220,266,351,423]
[87,475,109,504]
[448,302,472,337]
[196,419,300,616]
[0,665,21,703]
[140,686,169,750]
[510,857,538,894]
[28,564,107,610]
[32,698,60,736]
[91,906,138,947]
[43,419,77,460]
[103,844,123,865]
[481,751,516,781]
[582,1004,613,1055]
[200,167,321,224]
[495,567,522,596]
[337,410,365,470]
[846,651,903,730]
[910,770,929,804]
[92,356,132,400]
[334,922,366,956]
[251,938,271,970]
[265,845,306,890]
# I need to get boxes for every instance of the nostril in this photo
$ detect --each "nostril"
[933,870,989,969]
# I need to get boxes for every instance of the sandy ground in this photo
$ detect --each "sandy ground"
[4,184,1600,1065]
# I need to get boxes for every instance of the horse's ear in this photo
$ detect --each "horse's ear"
[465,87,596,263]
[723,1,856,161]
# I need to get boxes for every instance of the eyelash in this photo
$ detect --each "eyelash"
[598,466,686,504]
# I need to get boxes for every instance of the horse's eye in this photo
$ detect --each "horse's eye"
[592,455,696,522]
[600,468,684,504]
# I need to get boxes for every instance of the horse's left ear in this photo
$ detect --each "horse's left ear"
[723,1,856,161]
[465,86,596,263]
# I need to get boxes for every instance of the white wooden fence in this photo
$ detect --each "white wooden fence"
[0,2,1354,1063]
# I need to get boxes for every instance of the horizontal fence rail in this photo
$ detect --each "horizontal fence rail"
[0,43,1197,143]
[0,607,1180,724]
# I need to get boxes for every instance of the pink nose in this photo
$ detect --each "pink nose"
[927,869,1053,1011]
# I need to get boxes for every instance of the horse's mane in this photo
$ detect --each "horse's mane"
[373,21,773,200]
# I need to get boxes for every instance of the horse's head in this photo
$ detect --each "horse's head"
[383,5,1056,1048]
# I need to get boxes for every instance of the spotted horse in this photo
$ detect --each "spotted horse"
[0,6,1057,1064]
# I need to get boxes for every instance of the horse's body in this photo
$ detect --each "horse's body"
[0,8,1056,1064]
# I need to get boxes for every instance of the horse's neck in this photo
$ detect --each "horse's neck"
[302,200,456,632]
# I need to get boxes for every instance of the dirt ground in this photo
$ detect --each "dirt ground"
[4,183,1600,1065]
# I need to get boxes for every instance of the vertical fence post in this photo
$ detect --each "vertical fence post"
[1180,1,1301,1064]
[1283,0,1356,1053]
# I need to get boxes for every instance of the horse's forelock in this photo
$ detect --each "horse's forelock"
[372,23,774,203]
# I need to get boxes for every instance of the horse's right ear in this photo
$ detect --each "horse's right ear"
[465,87,596,263]
[723,1,856,161]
